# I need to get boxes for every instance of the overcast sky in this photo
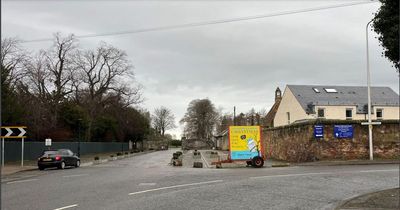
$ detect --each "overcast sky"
[2,0,398,138]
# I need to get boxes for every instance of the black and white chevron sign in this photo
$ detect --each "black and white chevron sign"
[1,126,27,138]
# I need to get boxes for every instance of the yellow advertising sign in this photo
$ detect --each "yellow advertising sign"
[229,126,262,160]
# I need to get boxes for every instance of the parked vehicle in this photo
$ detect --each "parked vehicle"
[37,149,80,170]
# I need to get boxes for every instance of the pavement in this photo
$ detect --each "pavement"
[336,188,399,210]
[182,150,397,169]
[1,148,399,210]
[1,150,152,176]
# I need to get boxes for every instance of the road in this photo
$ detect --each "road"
[2,149,399,210]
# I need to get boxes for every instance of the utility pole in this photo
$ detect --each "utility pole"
[233,106,236,126]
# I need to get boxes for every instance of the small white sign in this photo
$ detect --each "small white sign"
[45,138,52,146]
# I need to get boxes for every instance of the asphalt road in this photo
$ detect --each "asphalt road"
[2,149,399,210]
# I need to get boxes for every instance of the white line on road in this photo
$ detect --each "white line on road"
[250,172,331,179]
[54,204,78,210]
[129,180,223,196]
[200,152,211,168]
[359,169,399,173]
[62,174,89,178]
[6,179,39,184]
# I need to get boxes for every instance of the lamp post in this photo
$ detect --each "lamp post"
[366,19,374,160]
[77,119,82,157]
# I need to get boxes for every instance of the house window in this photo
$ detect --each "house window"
[286,112,290,124]
[376,109,383,119]
[346,109,352,119]
[317,108,325,118]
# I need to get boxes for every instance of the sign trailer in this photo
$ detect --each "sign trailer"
[215,126,265,168]
[1,126,27,167]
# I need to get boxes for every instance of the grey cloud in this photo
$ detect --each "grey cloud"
[2,1,398,137]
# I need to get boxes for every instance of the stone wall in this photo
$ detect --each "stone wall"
[182,139,214,150]
[262,120,400,162]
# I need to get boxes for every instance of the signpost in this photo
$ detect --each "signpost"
[361,121,381,160]
[1,126,27,167]
[314,125,324,139]
[333,125,353,139]
[228,126,262,160]
[45,138,52,147]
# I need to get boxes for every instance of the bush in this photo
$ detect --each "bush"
[130,151,134,154]
[94,156,100,160]
[124,152,128,155]
[149,148,154,150]
[169,140,182,147]
[117,152,122,156]
[172,153,179,159]
[110,155,114,158]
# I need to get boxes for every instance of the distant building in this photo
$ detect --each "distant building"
[274,85,400,127]
[265,87,282,127]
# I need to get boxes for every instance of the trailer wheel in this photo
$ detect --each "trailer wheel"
[252,156,264,168]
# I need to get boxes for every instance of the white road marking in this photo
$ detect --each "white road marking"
[54,204,78,210]
[250,172,330,179]
[129,180,223,195]
[200,152,211,168]
[6,179,39,184]
[359,169,399,173]
[62,174,89,178]
[139,183,157,186]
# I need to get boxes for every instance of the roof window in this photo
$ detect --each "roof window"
[324,88,337,93]
[313,88,320,93]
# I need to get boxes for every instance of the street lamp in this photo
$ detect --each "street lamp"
[366,19,374,160]
[77,119,82,157]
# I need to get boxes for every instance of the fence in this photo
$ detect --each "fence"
[3,141,129,162]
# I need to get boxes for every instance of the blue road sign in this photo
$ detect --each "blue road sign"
[314,125,324,138]
[334,125,353,138]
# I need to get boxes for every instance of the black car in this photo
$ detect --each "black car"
[37,149,80,170]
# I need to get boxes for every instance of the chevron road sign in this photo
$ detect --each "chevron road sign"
[1,126,27,167]
[1,126,27,138]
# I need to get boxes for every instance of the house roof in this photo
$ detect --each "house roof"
[287,85,399,114]
[265,98,281,127]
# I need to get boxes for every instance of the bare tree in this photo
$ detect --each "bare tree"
[152,106,176,136]
[1,37,28,88]
[75,42,142,140]
[180,99,219,140]
[44,33,77,103]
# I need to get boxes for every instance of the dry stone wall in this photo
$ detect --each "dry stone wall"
[262,120,400,162]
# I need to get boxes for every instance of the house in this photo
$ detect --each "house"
[274,85,400,127]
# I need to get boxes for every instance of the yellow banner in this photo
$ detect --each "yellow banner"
[229,126,261,160]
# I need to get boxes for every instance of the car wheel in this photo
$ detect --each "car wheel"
[38,166,45,171]
[252,156,264,168]
[75,160,80,168]
[58,161,66,169]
